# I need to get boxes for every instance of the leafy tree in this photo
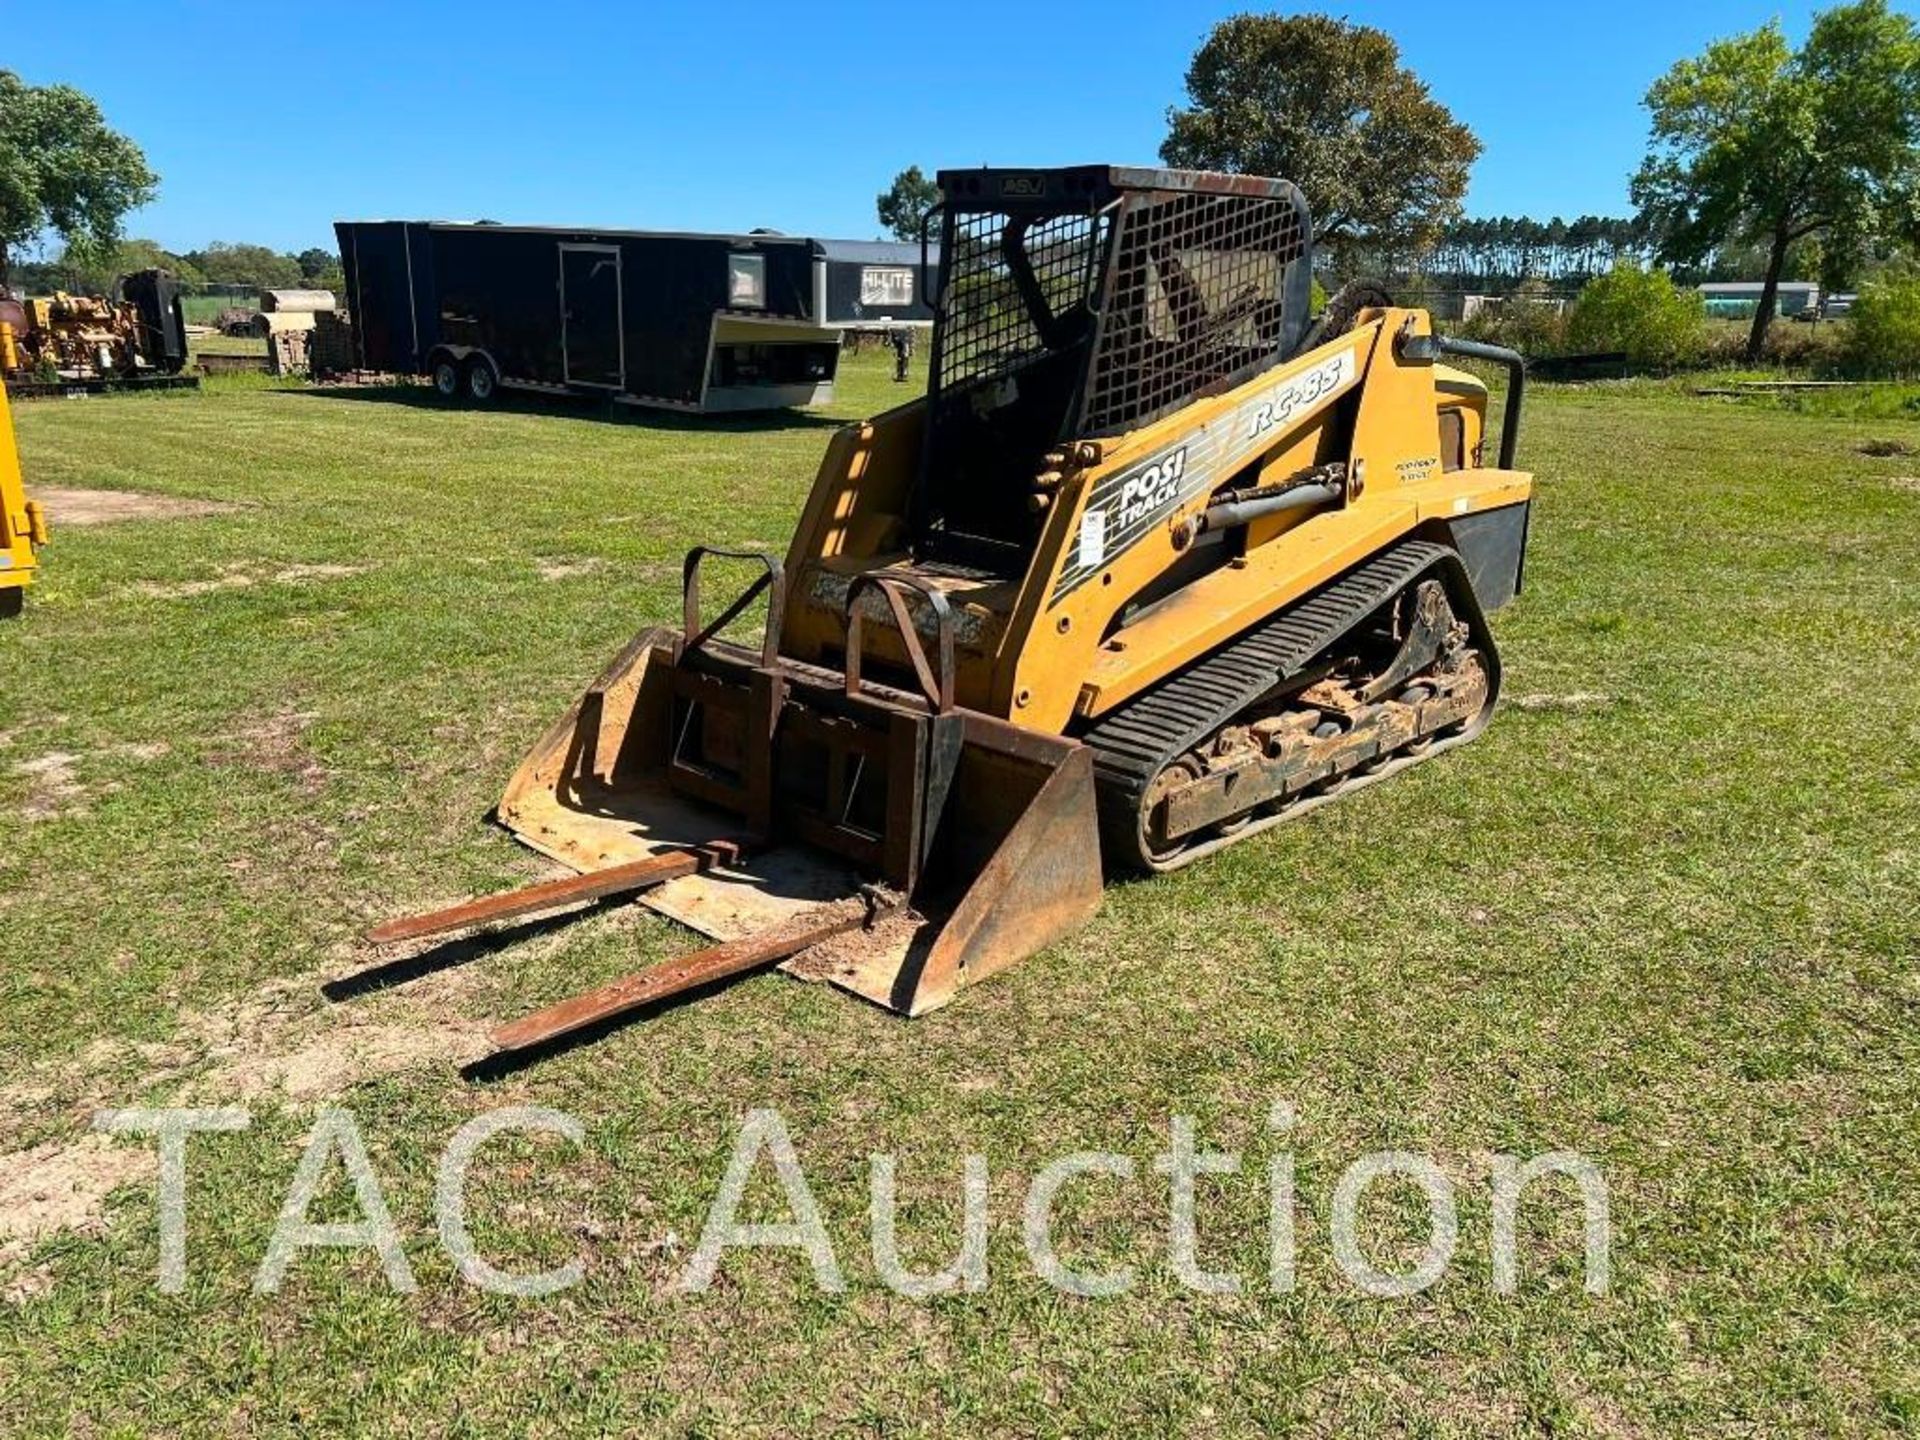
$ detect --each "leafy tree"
[53,237,204,294]
[1566,264,1707,368]
[0,70,157,284]
[295,247,336,282]
[1161,13,1480,252]
[876,166,939,242]
[1845,265,1920,375]
[185,241,303,290]
[1632,0,1920,360]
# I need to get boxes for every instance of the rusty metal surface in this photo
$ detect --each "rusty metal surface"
[843,570,956,712]
[365,841,745,946]
[1159,655,1488,839]
[491,893,891,1052]
[491,596,1104,1020]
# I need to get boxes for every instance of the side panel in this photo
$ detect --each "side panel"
[616,236,825,406]
[431,227,568,384]
[823,259,934,325]
[336,221,423,373]
[617,237,723,404]
[996,312,1532,731]
[0,379,41,597]
[1446,501,1531,610]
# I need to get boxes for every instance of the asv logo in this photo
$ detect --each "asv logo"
[999,174,1047,198]
[1245,351,1354,442]
[1115,448,1188,528]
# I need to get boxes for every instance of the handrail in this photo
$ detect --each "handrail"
[844,571,956,713]
[1398,331,1527,471]
[681,546,785,668]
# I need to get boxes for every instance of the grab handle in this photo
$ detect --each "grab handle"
[681,546,785,668]
[844,571,955,713]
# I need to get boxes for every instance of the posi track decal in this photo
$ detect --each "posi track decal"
[1051,346,1360,603]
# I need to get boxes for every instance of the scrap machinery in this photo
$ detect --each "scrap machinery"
[367,165,1534,1054]
[0,269,191,392]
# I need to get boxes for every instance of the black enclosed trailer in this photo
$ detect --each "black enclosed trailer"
[335,220,842,412]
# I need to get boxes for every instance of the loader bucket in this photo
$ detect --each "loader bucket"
[496,573,1103,1017]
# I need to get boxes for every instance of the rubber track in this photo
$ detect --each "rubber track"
[1083,540,1457,854]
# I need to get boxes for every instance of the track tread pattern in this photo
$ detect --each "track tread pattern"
[1083,540,1457,859]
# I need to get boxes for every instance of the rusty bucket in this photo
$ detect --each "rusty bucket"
[493,550,1103,1020]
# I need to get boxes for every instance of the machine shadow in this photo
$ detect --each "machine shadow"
[459,974,750,1080]
[322,907,611,1002]
[290,383,846,434]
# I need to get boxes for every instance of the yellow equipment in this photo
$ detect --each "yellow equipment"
[0,293,144,383]
[0,378,48,618]
[0,270,192,395]
[367,166,1533,1054]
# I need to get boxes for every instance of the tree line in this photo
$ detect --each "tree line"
[1350,216,1659,290]
[1342,216,1844,293]
[9,239,343,300]
[877,0,1918,360]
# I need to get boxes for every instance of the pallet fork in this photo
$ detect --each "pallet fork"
[364,549,1103,1055]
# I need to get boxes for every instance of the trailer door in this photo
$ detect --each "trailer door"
[559,244,624,388]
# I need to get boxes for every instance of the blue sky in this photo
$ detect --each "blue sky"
[5,0,1844,256]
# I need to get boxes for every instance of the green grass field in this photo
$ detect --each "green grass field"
[0,353,1915,1435]
[187,333,268,359]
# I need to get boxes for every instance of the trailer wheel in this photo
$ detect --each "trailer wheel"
[464,357,498,403]
[430,355,462,400]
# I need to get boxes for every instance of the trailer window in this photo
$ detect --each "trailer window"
[728,254,766,309]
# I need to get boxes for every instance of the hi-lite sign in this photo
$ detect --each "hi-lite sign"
[859,267,916,309]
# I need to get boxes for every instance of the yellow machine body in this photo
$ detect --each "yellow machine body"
[775,318,1526,735]
[0,380,46,617]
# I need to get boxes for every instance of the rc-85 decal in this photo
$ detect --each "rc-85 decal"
[1051,347,1360,603]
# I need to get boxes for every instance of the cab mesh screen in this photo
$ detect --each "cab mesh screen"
[1082,188,1310,436]
[931,209,1109,391]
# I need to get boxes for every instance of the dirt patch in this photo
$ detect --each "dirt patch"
[1889,476,1920,494]
[3,1264,55,1306]
[110,741,171,763]
[196,1021,477,1103]
[0,951,495,1291]
[1856,439,1915,458]
[204,710,328,794]
[132,562,365,600]
[8,742,170,822]
[785,906,927,987]
[30,486,239,527]
[12,752,83,821]
[1511,692,1617,712]
[0,1136,147,1273]
[536,557,605,581]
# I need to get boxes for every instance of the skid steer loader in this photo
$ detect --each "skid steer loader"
[367,166,1532,1055]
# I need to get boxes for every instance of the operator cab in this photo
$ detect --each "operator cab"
[913,165,1315,573]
